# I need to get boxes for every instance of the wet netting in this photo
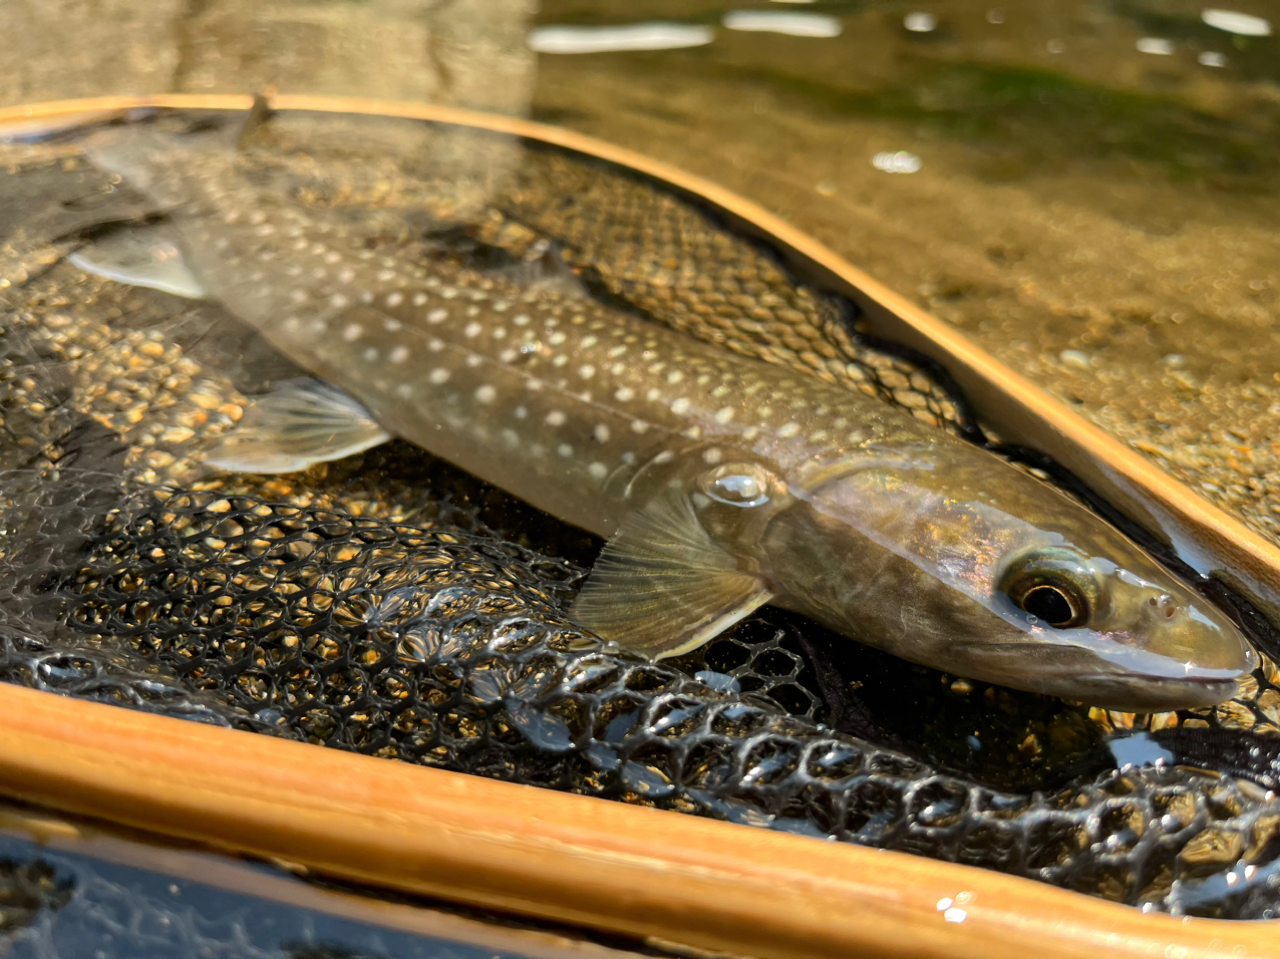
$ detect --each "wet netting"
[1,107,1279,923]
[0,817,662,959]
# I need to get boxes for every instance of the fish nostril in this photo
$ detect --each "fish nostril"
[1147,595,1177,619]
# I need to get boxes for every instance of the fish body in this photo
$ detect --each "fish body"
[72,119,1257,711]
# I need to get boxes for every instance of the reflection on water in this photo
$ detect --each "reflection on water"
[721,10,842,37]
[528,22,714,53]
[1202,8,1273,35]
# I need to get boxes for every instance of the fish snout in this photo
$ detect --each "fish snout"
[1138,592,1258,677]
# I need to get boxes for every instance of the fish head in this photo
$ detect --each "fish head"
[759,449,1257,711]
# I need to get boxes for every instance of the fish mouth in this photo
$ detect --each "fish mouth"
[948,640,1248,711]
[1066,673,1243,712]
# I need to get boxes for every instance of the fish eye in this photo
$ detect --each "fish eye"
[698,463,773,508]
[997,548,1095,629]
[1018,584,1081,628]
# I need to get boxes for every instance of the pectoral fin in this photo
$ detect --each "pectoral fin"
[68,224,206,299]
[571,487,771,659]
[205,378,390,473]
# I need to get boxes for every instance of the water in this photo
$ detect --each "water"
[1,0,1280,938]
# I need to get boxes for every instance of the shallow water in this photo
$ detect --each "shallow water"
[1,0,1279,940]
[2,0,1276,539]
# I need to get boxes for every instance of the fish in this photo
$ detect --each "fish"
[67,115,1257,712]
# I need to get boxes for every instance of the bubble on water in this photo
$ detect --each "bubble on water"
[1136,37,1175,55]
[903,12,936,32]
[1201,9,1271,36]
[872,151,922,174]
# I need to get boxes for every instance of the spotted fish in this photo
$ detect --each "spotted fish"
[69,116,1256,712]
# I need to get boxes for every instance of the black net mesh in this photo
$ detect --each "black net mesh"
[1,107,1279,926]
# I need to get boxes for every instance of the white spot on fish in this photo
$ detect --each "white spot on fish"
[363,347,378,362]
[376,269,396,282]
[387,291,404,308]
[499,349,518,363]
[548,331,567,346]
[607,345,627,358]
[464,322,482,338]
[552,355,568,367]
[581,335,598,349]
[466,355,483,368]
[343,323,363,342]
[715,406,735,425]
[645,388,662,402]
[809,430,829,443]
[621,451,636,465]
[389,345,409,364]
[514,405,528,419]
[493,300,510,312]
[653,450,675,464]
[361,291,374,304]
[429,368,451,384]
[428,309,448,323]
[558,443,574,457]
[383,317,402,332]
[579,365,596,380]
[290,289,308,304]
[466,305,480,317]
[594,424,610,443]
[513,313,531,326]
[324,250,341,265]
[589,462,609,481]
[427,338,444,352]
[412,292,428,307]
[546,410,566,427]
[667,371,684,385]
[475,384,497,404]
[615,387,635,402]
[671,397,691,415]
[631,420,651,434]
[703,449,723,465]
[330,293,350,309]
[682,426,702,440]
[778,422,800,438]
[338,267,355,283]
